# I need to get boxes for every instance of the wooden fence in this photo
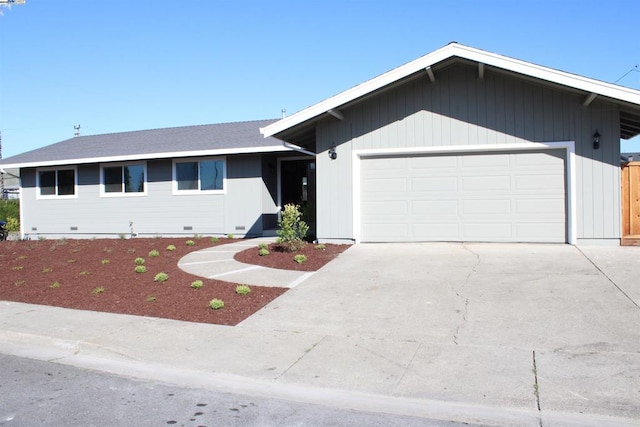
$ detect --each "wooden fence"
[621,161,640,246]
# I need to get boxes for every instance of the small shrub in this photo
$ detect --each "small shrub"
[5,217,19,232]
[235,285,250,295]
[67,259,77,263]
[79,270,91,276]
[37,236,46,241]
[118,234,126,240]
[193,234,203,240]
[153,272,169,282]
[185,240,195,246]
[277,203,309,252]
[208,299,224,310]
[16,255,27,260]
[12,266,23,271]
[166,244,176,251]
[14,280,25,286]
[191,280,203,290]
[258,242,268,250]
[41,267,52,273]
[227,233,234,239]
[211,236,219,243]
[315,244,326,250]
[91,286,105,295]
[135,257,145,265]
[259,248,270,256]
[146,295,156,303]
[135,265,147,274]
[149,249,160,257]
[50,281,61,289]
[101,259,110,265]
[293,254,307,264]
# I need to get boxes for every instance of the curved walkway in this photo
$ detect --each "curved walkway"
[177,237,315,288]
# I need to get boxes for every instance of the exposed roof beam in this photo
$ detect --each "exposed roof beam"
[582,92,598,107]
[478,62,485,79]
[327,109,344,120]
[425,66,436,83]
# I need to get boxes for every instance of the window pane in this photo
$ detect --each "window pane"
[124,164,144,193]
[200,160,223,190]
[104,166,123,193]
[176,162,198,190]
[39,171,56,195]
[57,170,75,195]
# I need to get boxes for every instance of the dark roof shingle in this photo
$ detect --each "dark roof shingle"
[0,119,285,168]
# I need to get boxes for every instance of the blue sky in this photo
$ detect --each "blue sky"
[1,1,639,158]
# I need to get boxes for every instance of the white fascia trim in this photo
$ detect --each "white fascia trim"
[352,142,577,245]
[0,145,293,169]
[262,42,640,138]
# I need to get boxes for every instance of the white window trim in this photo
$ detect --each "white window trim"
[172,156,227,195]
[36,166,78,200]
[352,141,577,245]
[100,161,148,197]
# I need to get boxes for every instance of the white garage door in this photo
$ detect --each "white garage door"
[360,150,567,243]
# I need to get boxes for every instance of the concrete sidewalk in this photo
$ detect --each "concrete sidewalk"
[1,242,639,426]
[177,237,315,288]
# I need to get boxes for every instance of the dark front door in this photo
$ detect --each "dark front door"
[281,159,316,235]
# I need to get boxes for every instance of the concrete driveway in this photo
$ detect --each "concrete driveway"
[241,242,640,421]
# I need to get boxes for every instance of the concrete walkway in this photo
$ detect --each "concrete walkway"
[177,237,315,288]
[1,242,639,426]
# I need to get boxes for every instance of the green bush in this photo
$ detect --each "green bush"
[153,272,169,282]
[166,244,176,251]
[191,280,203,289]
[0,200,19,231]
[235,285,250,295]
[5,217,19,232]
[259,248,270,256]
[135,265,147,274]
[135,257,145,265]
[227,233,234,239]
[314,244,326,250]
[208,298,224,310]
[185,240,195,246]
[294,254,307,264]
[91,286,105,295]
[149,249,160,257]
[277,204,309,252]
[211,236,219,243]
[258,242,268,250]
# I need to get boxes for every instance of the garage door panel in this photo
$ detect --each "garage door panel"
[413,223,460,240]
[360,150,567,243]
[412,200,458,215]
[411,177,458,192]
[462,199,511,215]
[462,175,512,191]
[462,153,511,168]
[462,223,513,240]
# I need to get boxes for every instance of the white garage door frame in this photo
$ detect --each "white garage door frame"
[352,141,577,244]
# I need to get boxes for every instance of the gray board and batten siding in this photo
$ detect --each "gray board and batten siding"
[19,154,283,238]
[314,61,621,244]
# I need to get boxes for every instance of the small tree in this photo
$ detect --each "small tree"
[277,203,309,252]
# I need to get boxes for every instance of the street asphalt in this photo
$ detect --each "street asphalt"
[1,240,639,426]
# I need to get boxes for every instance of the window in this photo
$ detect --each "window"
[174,158,225,193]
[38,168,76,198]
[102,163,146,195]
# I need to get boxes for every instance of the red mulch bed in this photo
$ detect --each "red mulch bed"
[0,238,349,326]
[234,242,348,272]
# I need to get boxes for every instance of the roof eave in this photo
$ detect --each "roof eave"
[0,145,294,169]
[261,42,640,139]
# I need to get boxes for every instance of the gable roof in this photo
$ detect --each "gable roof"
[0,119,289,169]
[261,42,640,141]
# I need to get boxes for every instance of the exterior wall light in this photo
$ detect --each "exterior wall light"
[593,130,600,150]
[328,146,337,160]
